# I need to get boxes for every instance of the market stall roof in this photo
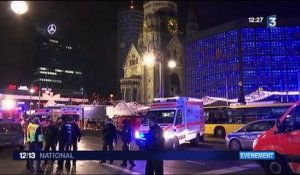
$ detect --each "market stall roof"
[113,100,149,116]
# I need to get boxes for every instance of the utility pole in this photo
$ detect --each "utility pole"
[280,79,283,102]
[298,67,300,100]
[226,75,229,106]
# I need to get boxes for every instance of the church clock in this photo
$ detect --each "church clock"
[167,18,178,35]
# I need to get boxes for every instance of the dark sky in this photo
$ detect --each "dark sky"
[0,1,299,97]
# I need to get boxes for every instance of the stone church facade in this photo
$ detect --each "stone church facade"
[120,1,185,104]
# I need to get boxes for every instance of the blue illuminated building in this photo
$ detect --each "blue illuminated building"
[185,19,300,101]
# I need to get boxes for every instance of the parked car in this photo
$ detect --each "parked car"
[225,119,276,150]
[0,120,25,150]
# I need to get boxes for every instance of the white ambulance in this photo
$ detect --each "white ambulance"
[33,108,60,127]
[135,97,204,150]
[61,106,82,121]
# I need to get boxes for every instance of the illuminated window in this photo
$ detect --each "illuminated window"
[49,39,58,43]
[38,67,48,71]
[65,70,74,74]
[55,69,63,72]
[39,71,57,75]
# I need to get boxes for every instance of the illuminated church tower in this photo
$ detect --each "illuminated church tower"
[121,1,184,103]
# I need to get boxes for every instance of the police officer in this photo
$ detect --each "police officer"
[120,119,136,169]
[100,118,117,164]
[71,118,81,166]
[42,119,58,167]
[145,114,165,175]
[57,116,72,171]
[28,117,44,174]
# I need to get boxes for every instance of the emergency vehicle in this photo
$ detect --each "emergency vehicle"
[253,100,300,175]
[0,108,23,124]
[61,106,83,129]
[33,108,62,124]
[135,97,204,150]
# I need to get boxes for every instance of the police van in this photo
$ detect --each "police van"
[135,97,204,150]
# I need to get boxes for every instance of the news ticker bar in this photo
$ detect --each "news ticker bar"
[14,151,280,161]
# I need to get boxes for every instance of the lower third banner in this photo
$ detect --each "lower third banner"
[13,151,275,161]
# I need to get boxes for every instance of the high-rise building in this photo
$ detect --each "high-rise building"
[33,24,84,96]
[116,6,143,96]
[185,19,300,102]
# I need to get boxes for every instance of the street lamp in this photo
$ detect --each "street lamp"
[168,60,176,69]
[10,1,28,15]
[143,52,155,65]
[29,88,35,115]
[143,51,177,98]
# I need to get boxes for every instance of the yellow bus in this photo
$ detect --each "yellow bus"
[204,102,293,137]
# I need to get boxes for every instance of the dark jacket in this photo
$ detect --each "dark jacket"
[102,123,117,143]
[71,123,81,143]
[44,125,58,144]
[145,124,165,151]
[34,126,43,148]
[120,124,132,143]
[58,122,72,144]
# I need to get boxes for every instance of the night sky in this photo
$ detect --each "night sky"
[0,1,299,97]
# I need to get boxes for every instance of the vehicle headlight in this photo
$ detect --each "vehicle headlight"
[163,131,173,140]
[135,131,140,139]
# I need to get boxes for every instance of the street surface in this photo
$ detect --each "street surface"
[0,135,265,175]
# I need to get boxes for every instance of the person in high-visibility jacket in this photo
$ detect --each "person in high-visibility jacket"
[25,118,33,170]
[26,118,35,172]
[27,117,44,174]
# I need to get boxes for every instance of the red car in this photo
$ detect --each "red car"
[253,100,300,174]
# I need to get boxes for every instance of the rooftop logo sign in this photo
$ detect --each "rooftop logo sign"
[47,24,56,35]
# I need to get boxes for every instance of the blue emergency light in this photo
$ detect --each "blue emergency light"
[135,131,145,139]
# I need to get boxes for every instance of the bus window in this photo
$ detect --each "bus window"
[228,109,244,124]
[270,107,290,119]
[205,111,215,124]
[213,112,226,124]
[243,108,259,123]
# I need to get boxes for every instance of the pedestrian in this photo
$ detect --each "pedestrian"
[120,119,136,169]
[71,118,81,166]
[42,119,58,167]
[57,116,72,171]
[100,118,117,164]
[145,114,165,175]
[25,117,33,171]
[28,117,44,174]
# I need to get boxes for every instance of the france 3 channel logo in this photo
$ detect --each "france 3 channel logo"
[239,151,275,160]
[267,15,277,28]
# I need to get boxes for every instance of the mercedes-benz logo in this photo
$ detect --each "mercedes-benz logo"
[47,24,56,35]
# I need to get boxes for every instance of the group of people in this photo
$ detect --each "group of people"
[101,114,165,175]
[100,118,136,169]
[24,114,165,175]
[24,116,81,174]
